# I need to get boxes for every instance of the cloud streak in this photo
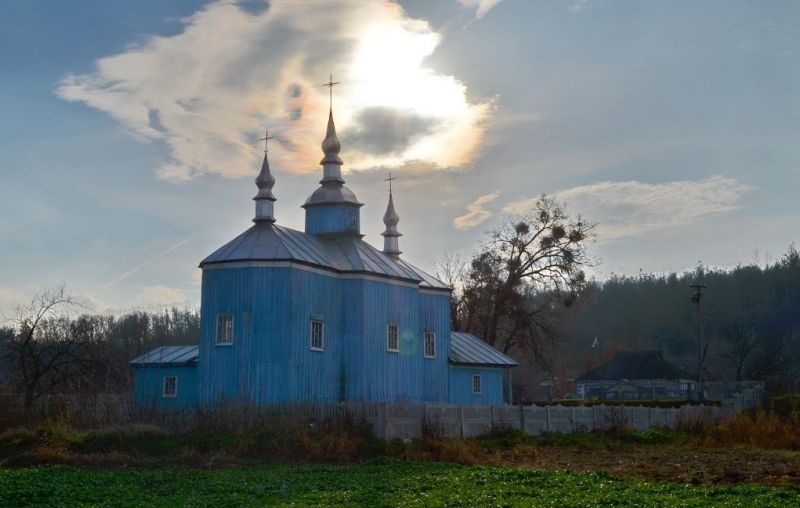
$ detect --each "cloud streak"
[504,176,752,241]
[454,191,500,230]
[103,238,191,288]
[56,0,491,181]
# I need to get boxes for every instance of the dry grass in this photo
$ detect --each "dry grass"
[3,405,800,488]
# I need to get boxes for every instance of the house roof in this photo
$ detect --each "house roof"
[576,350,693,381]
[200,223,451,290]
[129,345,199,367]
[449,332,518,368]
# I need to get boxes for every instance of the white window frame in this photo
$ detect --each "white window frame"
[386,323,400,353]
[423,331,436,358]
[472,374,482,395]
[310,319,325,351]
[216,314,234,345]
[163,376,178,398]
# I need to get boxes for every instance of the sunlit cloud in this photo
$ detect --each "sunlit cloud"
[454,191,500,230]
[504,176,752,241]
[56,0,492,182]
[134,285,188,307]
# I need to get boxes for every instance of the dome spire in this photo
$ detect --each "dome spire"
[320,74,343,182]
[381,173,402,258]
[253,129,276,223]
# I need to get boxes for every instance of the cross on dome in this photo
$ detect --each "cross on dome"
[253,127,276,223]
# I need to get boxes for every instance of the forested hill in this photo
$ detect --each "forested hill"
[562,245,800,385]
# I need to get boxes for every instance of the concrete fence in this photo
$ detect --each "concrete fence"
[267,387,764,440]
[0,386,763,439]
[366,388,764,439]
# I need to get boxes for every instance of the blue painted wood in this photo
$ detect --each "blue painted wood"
[133,364,198,409]
[447,366,505,405]
[305,206,360,235]
[197,265,457,405]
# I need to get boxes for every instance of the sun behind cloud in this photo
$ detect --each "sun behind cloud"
[56,0,492,181]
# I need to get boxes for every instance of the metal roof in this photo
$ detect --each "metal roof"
[129,345,199,367]
[449,332,518,367]
[576,350,693,381]
[200,223,450,290]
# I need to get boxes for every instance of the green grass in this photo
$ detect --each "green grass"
[1,462,797,507]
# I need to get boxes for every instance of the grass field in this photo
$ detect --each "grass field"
[1,462,799,507]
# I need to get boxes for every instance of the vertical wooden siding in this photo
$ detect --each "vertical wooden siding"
[305,206,360,235]
[447,366,505,405]
[134,365,198,409]
[199,265,457,405]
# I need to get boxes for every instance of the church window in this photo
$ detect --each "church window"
[310,319,324,351]
[424,332,436,358]
[163,376,178,398]
[472,374,482,395]
[387,323,399,352]
[216,315,234,345]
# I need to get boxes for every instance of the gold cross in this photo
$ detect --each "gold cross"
[321,73,341,110]
[259,129,275,153]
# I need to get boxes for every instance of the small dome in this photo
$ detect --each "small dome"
[304,184,361,207]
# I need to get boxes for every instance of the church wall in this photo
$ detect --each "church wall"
[200,266,290,404]
[305,206,360,235]
[419,292,451,401]
[448,366,505,405]
[346,281,450,403]
[134,364,198,410]
[284,268,346,402]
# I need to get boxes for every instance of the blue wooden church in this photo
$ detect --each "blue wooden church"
[131,107,516,408]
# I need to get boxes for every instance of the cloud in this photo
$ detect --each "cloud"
[56,0,491,182]
[454,192,501,230]
[345,107,440,155]
[569,0,594,12]
[458,0,504,19]
[134,285,188,307]
[504,176,752,241]
[0,287,26,323]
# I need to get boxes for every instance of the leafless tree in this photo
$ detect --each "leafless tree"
[1,285,91,417]
[459,195,595,371]
[435,251,468,331]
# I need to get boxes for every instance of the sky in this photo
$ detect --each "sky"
[1,0,798,316]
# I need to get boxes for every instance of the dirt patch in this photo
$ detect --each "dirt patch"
[502,444,800,488]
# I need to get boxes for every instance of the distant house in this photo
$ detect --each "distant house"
[576,350,695,400]
[130,108,517,409]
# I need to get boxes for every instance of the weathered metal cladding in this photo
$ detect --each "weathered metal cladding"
[305,205,360,235]
[447,366,504,405]
[133,364,198,409]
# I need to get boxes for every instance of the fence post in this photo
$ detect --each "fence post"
[491,405,496,430]
[546,405,552,433]
[520,404,525,434]
[459,405,465,439]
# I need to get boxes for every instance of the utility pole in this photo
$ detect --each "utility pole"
[691,284,707,401]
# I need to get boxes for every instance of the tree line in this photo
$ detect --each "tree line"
[0,287,199,416]
[438,197,799,397]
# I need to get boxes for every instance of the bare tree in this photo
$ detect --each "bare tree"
[460,196,595,371]
[435,251,468,331]
[1,285,91,417]
[721,321,757,381]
